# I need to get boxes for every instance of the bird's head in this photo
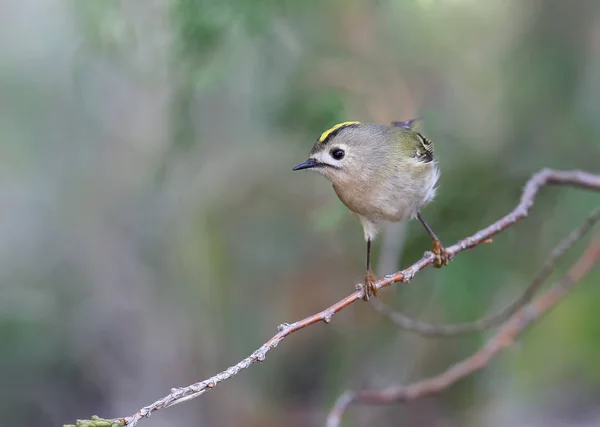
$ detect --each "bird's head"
[293,122,390,185]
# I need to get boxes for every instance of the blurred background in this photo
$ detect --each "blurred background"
[2,0,600,426]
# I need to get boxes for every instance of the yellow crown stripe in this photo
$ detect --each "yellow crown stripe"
[318,121,360,143]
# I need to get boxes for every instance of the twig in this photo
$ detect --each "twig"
[370,207,600,337]
[63,169,600,427]
[326,233,600,427]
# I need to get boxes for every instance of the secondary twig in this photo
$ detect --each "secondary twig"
[326,233,600,427]
[63,169,600,427]
[370,207,600,337]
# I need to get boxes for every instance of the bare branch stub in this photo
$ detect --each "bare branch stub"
[326,234,600,427]
[62,169,600,427]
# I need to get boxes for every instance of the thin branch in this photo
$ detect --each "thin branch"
[63,169,600,427]
[370,207,600,337]
[326,233,600,427]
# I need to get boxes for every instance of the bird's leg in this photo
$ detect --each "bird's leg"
[363,238,378,301]
[417,212,449,268]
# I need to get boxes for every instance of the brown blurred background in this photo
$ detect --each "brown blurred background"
[1,0,600,426]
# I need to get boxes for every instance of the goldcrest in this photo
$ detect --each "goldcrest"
[293,119,448,300]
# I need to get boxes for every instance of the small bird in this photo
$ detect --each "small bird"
[293,119,449,301]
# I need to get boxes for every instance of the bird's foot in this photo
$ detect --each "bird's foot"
[362,270,378,301]
[432,239,450,268]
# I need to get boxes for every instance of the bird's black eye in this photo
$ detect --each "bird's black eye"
[331,148,345,160]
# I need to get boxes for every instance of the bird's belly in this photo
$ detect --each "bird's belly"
[334,185,417,222]
[333,164,438,223]
[371,194,419,222]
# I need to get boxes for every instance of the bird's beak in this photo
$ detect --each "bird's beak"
[293,158,320,171]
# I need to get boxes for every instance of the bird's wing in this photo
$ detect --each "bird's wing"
[414,132,434,163]
[392,127,434,164]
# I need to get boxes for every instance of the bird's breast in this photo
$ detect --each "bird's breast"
[333,162,438,222]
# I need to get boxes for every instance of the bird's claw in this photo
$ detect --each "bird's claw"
[432,239,450,268]
[362,270,378,301]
